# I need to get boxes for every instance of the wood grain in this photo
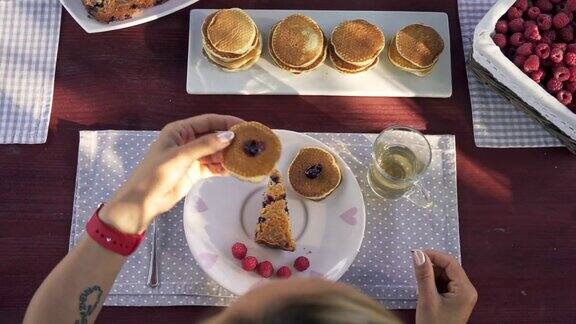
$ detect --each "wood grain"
[0,0,575,323]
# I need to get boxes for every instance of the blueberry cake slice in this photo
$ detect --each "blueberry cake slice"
[255,170,296,252]
[83,0,169,23]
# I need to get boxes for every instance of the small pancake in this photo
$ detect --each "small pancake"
[269,23,327,74]
[395,24,444,68]
[202,11,259,63]
[288,148,342,201]
[204,34,262,71]
[222,122,281,183]
[388,36,436,76]
[255,170,296,252]
[330,19,385,66]
[270,14,325,68]
[329,44,379,74]
[206,8,257,55]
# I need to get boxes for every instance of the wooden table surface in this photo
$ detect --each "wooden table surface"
[1,0,576,323]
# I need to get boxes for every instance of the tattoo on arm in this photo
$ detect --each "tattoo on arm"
[74,285,103,324]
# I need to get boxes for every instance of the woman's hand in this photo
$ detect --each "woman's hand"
[99,114,243,235]
[412,249,477,324]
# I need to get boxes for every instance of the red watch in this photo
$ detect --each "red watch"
[86,204,146,256]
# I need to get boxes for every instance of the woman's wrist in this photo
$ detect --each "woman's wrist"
[99,198,151,235]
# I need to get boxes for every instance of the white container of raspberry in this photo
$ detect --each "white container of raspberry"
[473,0,576,146]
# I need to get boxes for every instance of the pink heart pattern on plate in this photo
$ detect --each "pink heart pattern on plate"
[339,207,358,225]
[195,197,208,212]
[198,252,218,270]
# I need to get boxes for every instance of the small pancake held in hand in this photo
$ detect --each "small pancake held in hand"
[288,148,342,201]
[222,122,281,183]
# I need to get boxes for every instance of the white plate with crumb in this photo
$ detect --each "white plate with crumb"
[187,9,452,97]
[183,130,366,295]
[60,0,199,33]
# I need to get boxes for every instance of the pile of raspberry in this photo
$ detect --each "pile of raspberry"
[492,0,576,110]
[231,242,310,279]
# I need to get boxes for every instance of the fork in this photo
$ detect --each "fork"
[147,220,159,288]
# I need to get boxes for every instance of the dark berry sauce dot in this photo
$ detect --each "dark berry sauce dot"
[243,140,266,157]
[270,175,280,183]
[305,164,323,179]
[258,217,266,224]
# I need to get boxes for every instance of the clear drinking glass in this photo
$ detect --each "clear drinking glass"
[367,126,433,208]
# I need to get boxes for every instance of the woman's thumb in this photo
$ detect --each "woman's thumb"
[178,131,234,161]
[412,250,438,301]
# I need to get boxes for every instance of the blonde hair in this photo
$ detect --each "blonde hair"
[222,291,401,324]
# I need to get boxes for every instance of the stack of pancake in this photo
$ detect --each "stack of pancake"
[387,24,444,77]
[201,8,262,72]
[329,19,385,74]
[268,14,327,74]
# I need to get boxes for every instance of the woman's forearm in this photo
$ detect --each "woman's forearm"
[24,234,126,324]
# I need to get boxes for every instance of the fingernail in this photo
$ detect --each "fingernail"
[411,249,426,266]
[216,131,234,143]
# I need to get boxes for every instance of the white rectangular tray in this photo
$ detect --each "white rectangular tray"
[187,9,451,97]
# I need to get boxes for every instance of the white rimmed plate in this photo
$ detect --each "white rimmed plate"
[60,0,200,33]
[183,130,366,295]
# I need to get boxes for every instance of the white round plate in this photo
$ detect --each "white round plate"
[183,130,365,295]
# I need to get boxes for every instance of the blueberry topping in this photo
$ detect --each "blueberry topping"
[305,164,323,179]
[270,175,280,183]
[243,140,266,157]
[262,195,274,208]
[258,217,266,224]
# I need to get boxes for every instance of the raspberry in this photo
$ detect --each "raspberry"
[541,29,557,44]
[547,78,564,92]
[530,69,546,83]
[256,261,274,278]
[550,47,565,63]
[508,6,523,19]
[560,26,574,42]
[231,242,247,260]
[510,32,526,46]
[560,9,574,21]
[524,54,541,72]
[535,43,551,59]
[554,66,571,81]
[517,43,534,56]
[525,24,542,42]
[242,256,258,271]
[557,90,573,105]
[569,66,576,81]
[567,44,576,54]
[514,0,529,11]
[567,0,576,11]
[294,256,310,272]
[550,0,561,4]
[276,266,292,279]
[509,18,525,32]
[495,20,508,34]
[514,54,528,67]
[536,0,554,12]
[537,14,552,30]
[565,81,576,92]
[565,52,576,66]
[552,42,567,51]
[506,47,518,59]
[553,12,571,30]
[493,33,507,49]
[527,6,541,20]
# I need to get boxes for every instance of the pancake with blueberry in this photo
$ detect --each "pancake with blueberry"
[222,122,281,183]
[288,147,341,201]
[255,170,296,251]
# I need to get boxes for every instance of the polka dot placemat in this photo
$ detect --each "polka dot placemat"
[70,131,459,309]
